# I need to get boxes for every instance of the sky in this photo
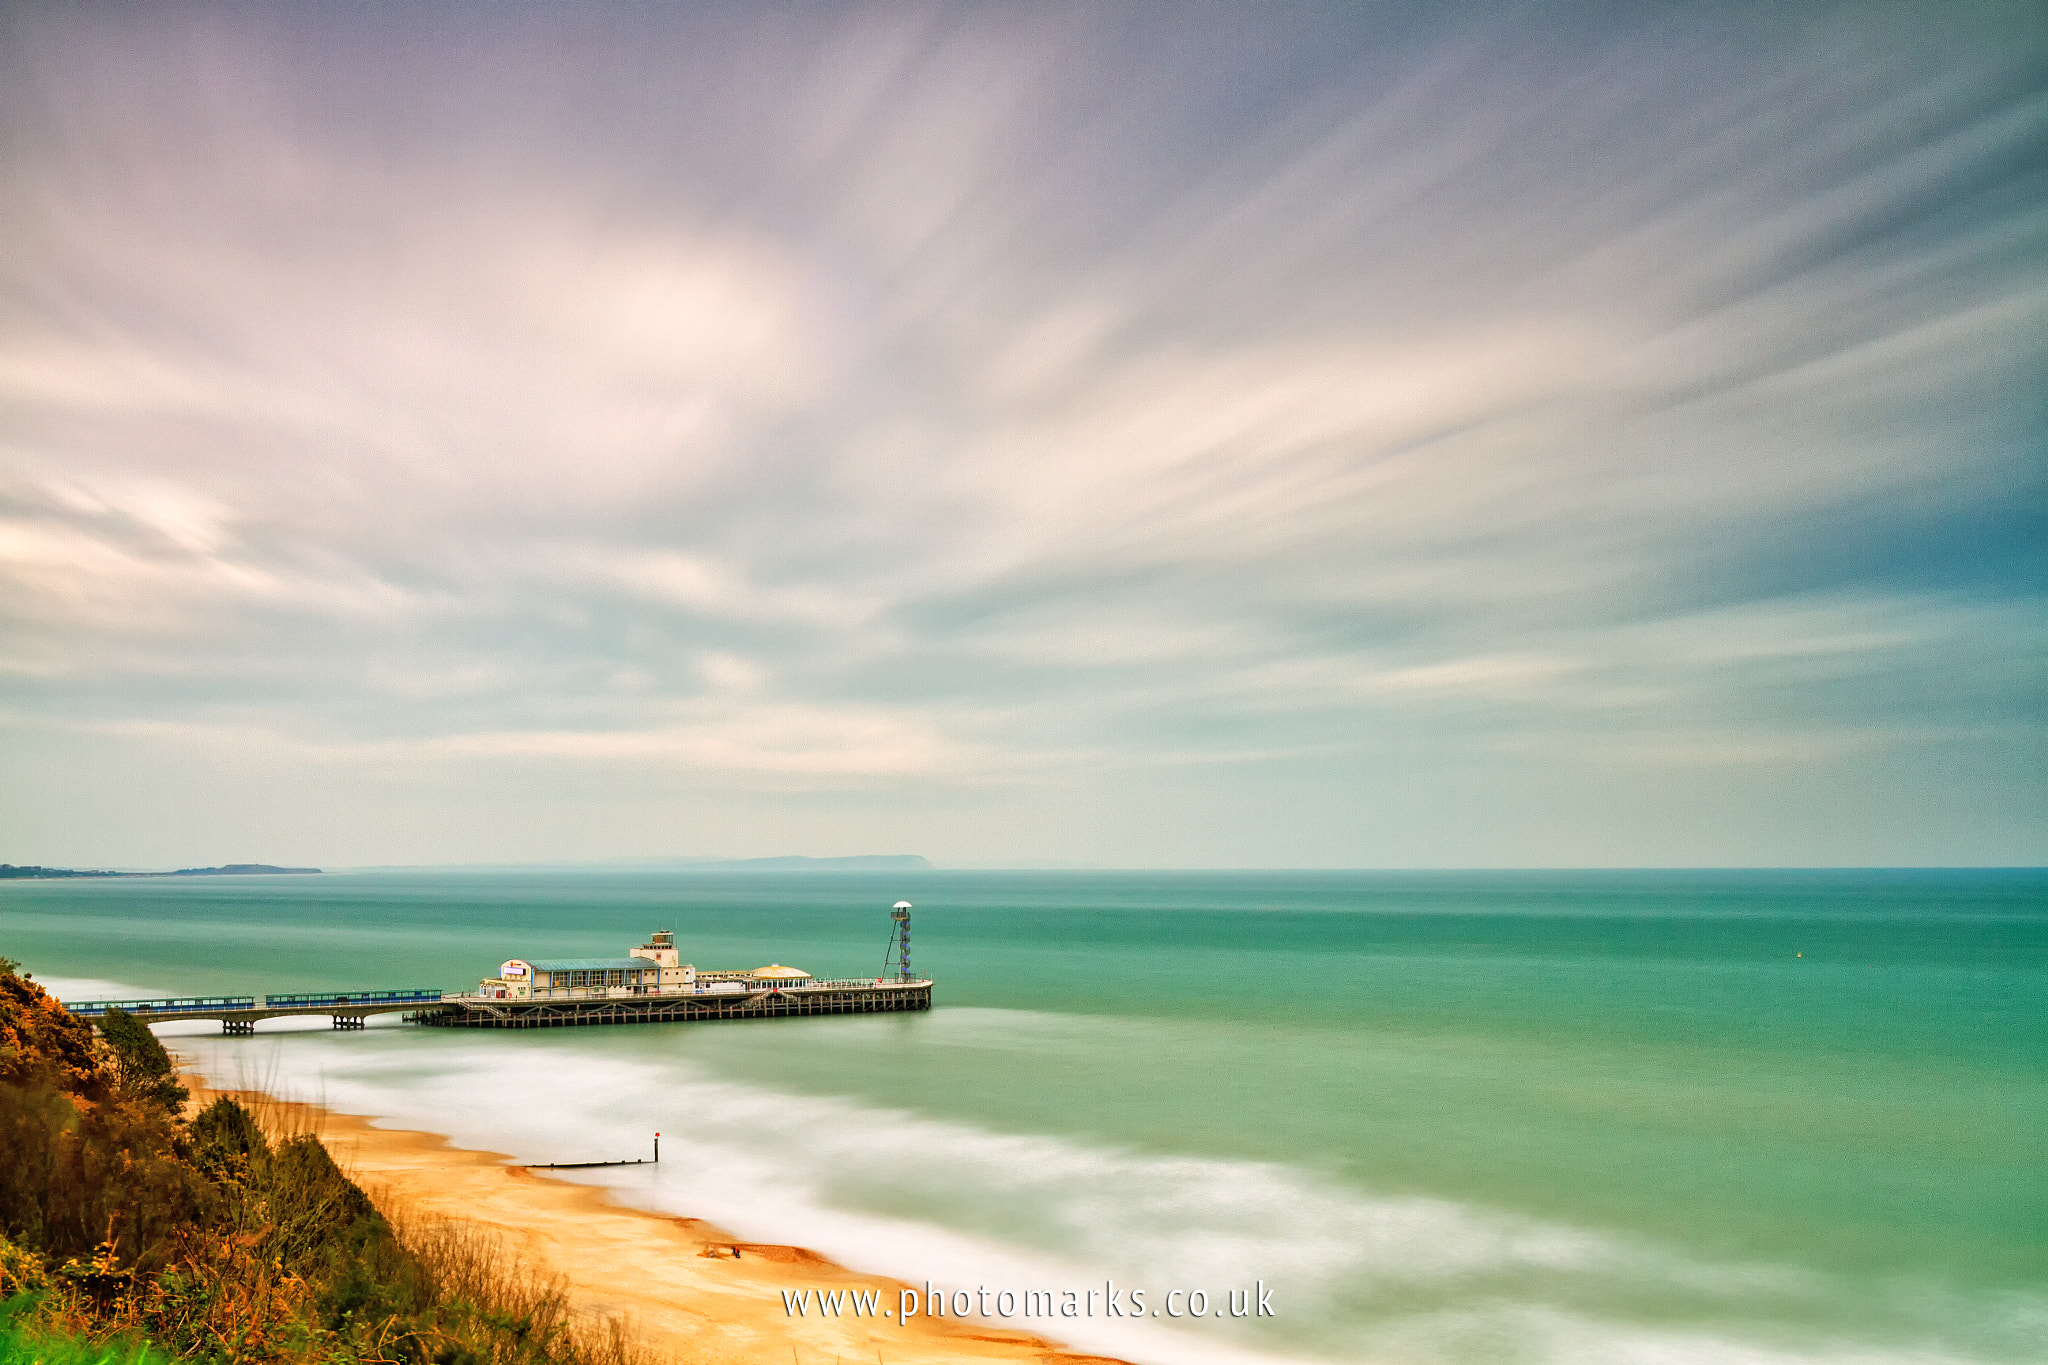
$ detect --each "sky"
[1,0,2042,870]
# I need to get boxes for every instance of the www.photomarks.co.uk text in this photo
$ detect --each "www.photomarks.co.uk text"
[779,1280,1274,1324]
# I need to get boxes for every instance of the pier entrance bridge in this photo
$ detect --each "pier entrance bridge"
[62,990,446,1035]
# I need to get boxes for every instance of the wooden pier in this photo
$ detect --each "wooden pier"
[64,911,934,1035]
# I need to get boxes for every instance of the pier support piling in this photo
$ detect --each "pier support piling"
[419,982,931,1028]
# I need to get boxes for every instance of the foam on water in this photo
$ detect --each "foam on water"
[1349,1304,2035,1365]
[168,1023,2045,1365]
[35,974,162,1001]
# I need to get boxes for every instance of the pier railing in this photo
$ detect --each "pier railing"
[261,989,445,1008]
[64,996,256,1017]
[63,990,443,1015]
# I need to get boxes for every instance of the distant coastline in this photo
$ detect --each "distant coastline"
[0,862,322,879]
[667,853,932,872]
[0,855,934,878]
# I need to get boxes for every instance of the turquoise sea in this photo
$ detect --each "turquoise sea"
[3,869,2043,1365]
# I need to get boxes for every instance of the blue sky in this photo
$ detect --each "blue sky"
[1,1,2042,868]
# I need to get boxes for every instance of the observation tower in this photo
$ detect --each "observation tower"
[889,901,914,982]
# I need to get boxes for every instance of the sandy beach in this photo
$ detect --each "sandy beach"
[185,1075,1129,1365]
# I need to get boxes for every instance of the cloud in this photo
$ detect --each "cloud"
[0,0,2041,863]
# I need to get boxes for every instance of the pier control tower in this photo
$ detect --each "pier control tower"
[889,901,914,982]
[628,930,696,990]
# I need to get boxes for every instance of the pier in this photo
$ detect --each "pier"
[61,981,931,1034]
[63,905,935,1034]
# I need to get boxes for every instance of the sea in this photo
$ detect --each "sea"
[3,868,2042,1365]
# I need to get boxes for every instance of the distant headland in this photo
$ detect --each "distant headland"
[0,862,322,879]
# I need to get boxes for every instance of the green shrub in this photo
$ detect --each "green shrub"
[0,972,104,1102]
[0,1081,210,1269]
[92,1016,184,1120]
[186,1101,267,1183]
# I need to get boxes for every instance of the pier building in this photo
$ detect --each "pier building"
[481,930,700,999]
[427,922,924,1028]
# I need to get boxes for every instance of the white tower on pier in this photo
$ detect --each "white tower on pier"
[889,901,914,982]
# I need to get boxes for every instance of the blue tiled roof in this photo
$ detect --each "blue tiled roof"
[521,958,656,972]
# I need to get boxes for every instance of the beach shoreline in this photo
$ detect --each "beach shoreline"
[183,1071,1132,1365]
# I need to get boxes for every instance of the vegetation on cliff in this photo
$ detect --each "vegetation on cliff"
[0,960,642,1365]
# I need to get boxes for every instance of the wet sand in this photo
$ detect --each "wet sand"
[186,1076,1130,1365]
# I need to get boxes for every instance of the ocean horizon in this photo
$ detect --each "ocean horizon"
[5,867,2042,1365]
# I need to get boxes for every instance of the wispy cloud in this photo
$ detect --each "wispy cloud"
[1,1,2040,865]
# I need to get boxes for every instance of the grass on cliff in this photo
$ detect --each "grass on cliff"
[0,959,650,1365]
